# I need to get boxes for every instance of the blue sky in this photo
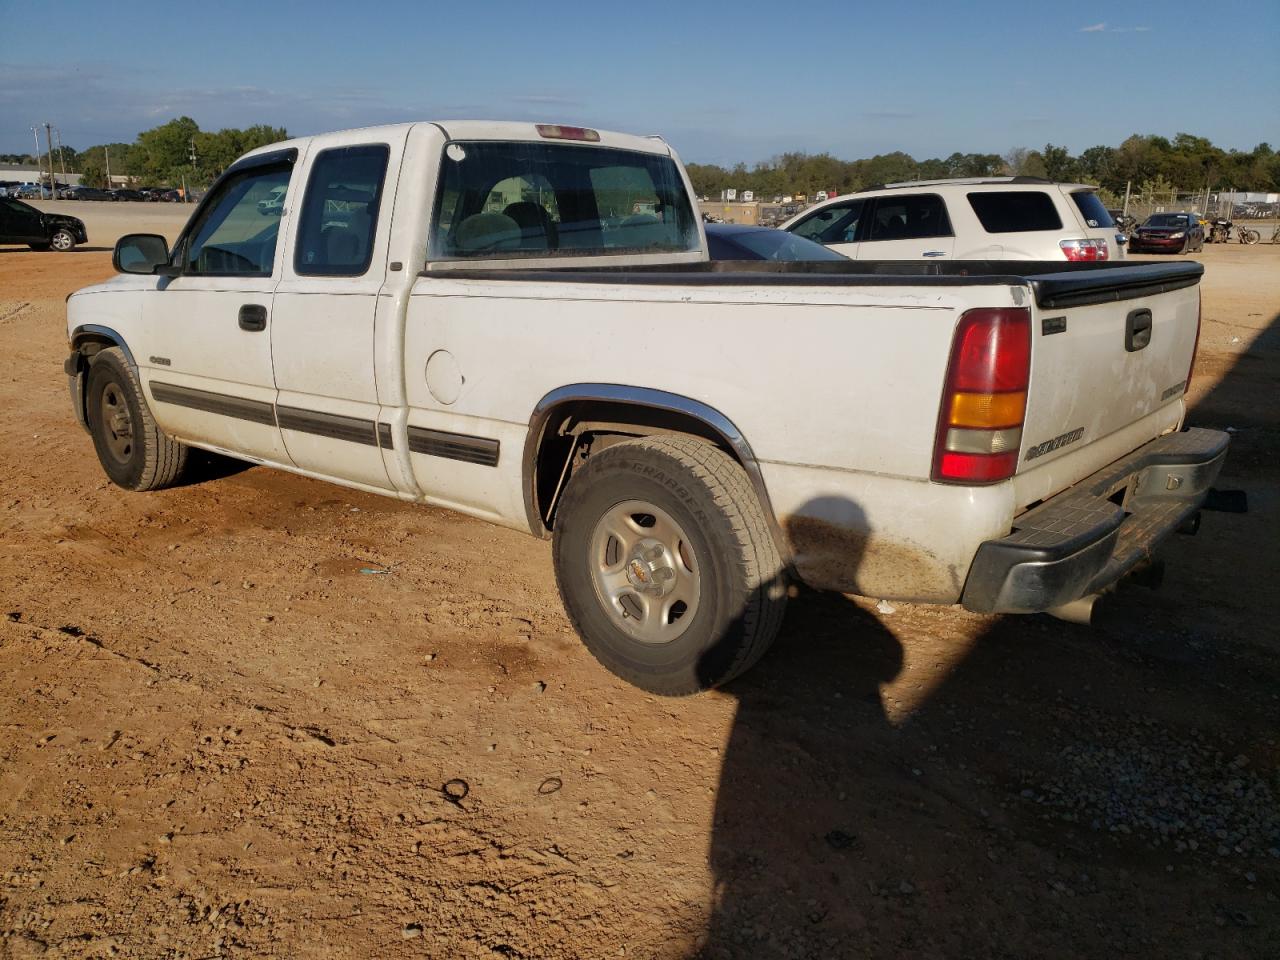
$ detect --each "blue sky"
[1,0,1276,165]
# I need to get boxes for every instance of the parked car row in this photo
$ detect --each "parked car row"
[57,186,190,202]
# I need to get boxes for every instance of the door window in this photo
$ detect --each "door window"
[185,165,292,276]
[866,194,952,241]
[1,198,39,234]
[294,144,390,276]
[790,200,864,244]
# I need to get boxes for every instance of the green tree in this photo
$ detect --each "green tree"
[1041,143,1080,182]
[134,117,201,185]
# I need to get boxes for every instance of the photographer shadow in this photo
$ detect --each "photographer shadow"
[696,496,912,957]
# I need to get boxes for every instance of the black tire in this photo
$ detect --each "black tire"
[50,228,76,252]
[552,435,787,695]
[85,347,189,491]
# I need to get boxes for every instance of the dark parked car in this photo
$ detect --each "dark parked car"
[705,223,850,261]
[1128,212,1205,254]
[109,188,145,201]
[64,185,115,201]
[0,196,87,251]
[15,183,53,200]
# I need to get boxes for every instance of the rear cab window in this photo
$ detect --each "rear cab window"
[429,141,699,260]
[1069,190,1114,229]
[967,191,1062,233]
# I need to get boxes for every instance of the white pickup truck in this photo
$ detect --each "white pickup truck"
[65,121,1229,695]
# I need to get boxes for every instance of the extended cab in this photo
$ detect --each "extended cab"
[65,122,1228,694]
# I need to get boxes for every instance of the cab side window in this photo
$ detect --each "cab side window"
[294,144,390,276]
[791,199,864,244]
[866,194,952,241]
[186,165,292,276]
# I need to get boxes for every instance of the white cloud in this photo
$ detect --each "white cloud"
[1080,22,1152,34]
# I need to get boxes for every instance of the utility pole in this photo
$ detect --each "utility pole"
[30,127,41,185]
[54,128,68,183]
[1122,179,1132,218]
[105,146,112,187]
[43,122,56,194]
[188,136,198,201]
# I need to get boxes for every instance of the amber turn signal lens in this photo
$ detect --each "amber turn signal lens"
[948,391,1027,429]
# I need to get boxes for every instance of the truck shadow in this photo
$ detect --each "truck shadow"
[694,377,1279,960]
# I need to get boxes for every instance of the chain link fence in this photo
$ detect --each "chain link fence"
[1119,189,1279,222]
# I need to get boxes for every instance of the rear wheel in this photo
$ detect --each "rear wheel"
[85,347,189,490]
[552,435,787,695]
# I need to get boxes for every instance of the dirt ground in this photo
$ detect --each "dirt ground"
[1,222,1277,958]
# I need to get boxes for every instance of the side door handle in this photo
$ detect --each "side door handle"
[238,304,267,332]
[922,250,947,257]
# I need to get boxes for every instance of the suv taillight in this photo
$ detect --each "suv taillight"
[932,308,1031,484]
[1060,238,1110,261]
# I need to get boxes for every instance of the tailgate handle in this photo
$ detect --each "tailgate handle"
[238,304,267,332]
[1125,308,1152,352]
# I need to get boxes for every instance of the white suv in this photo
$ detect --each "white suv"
[781,177,1124,262]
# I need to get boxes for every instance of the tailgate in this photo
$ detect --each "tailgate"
[1017,262,1202,483]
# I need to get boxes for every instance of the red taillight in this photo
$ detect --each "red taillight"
[1185,288,1201,394]
[932,308,1031,484]
[535,124,601,142]
[1060,238,1109,261]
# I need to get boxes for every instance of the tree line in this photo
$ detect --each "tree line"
[3,118,287,189]
[5,124,1276,199]
[685,134,1280,201]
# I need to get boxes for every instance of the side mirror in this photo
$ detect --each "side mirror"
[113,233,173,275]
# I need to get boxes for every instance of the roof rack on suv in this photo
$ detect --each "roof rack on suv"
[861,176,1056,191]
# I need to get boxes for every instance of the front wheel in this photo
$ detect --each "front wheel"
[85,347,189,490]
[50,228,76,251]
[1240,229,1260,245]
[552,435,787,695]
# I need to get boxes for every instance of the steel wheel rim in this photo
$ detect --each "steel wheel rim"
[589,499,700,644]
[99,382,134,463]
[52,231,72,251]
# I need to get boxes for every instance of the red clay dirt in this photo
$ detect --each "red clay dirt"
[1,242,1277,958]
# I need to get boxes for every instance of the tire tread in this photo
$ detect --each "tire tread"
[554,434,786,694]
[89,347,188,490]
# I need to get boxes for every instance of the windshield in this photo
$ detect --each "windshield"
[429,141,699,260]
[1145,214,1193,228]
